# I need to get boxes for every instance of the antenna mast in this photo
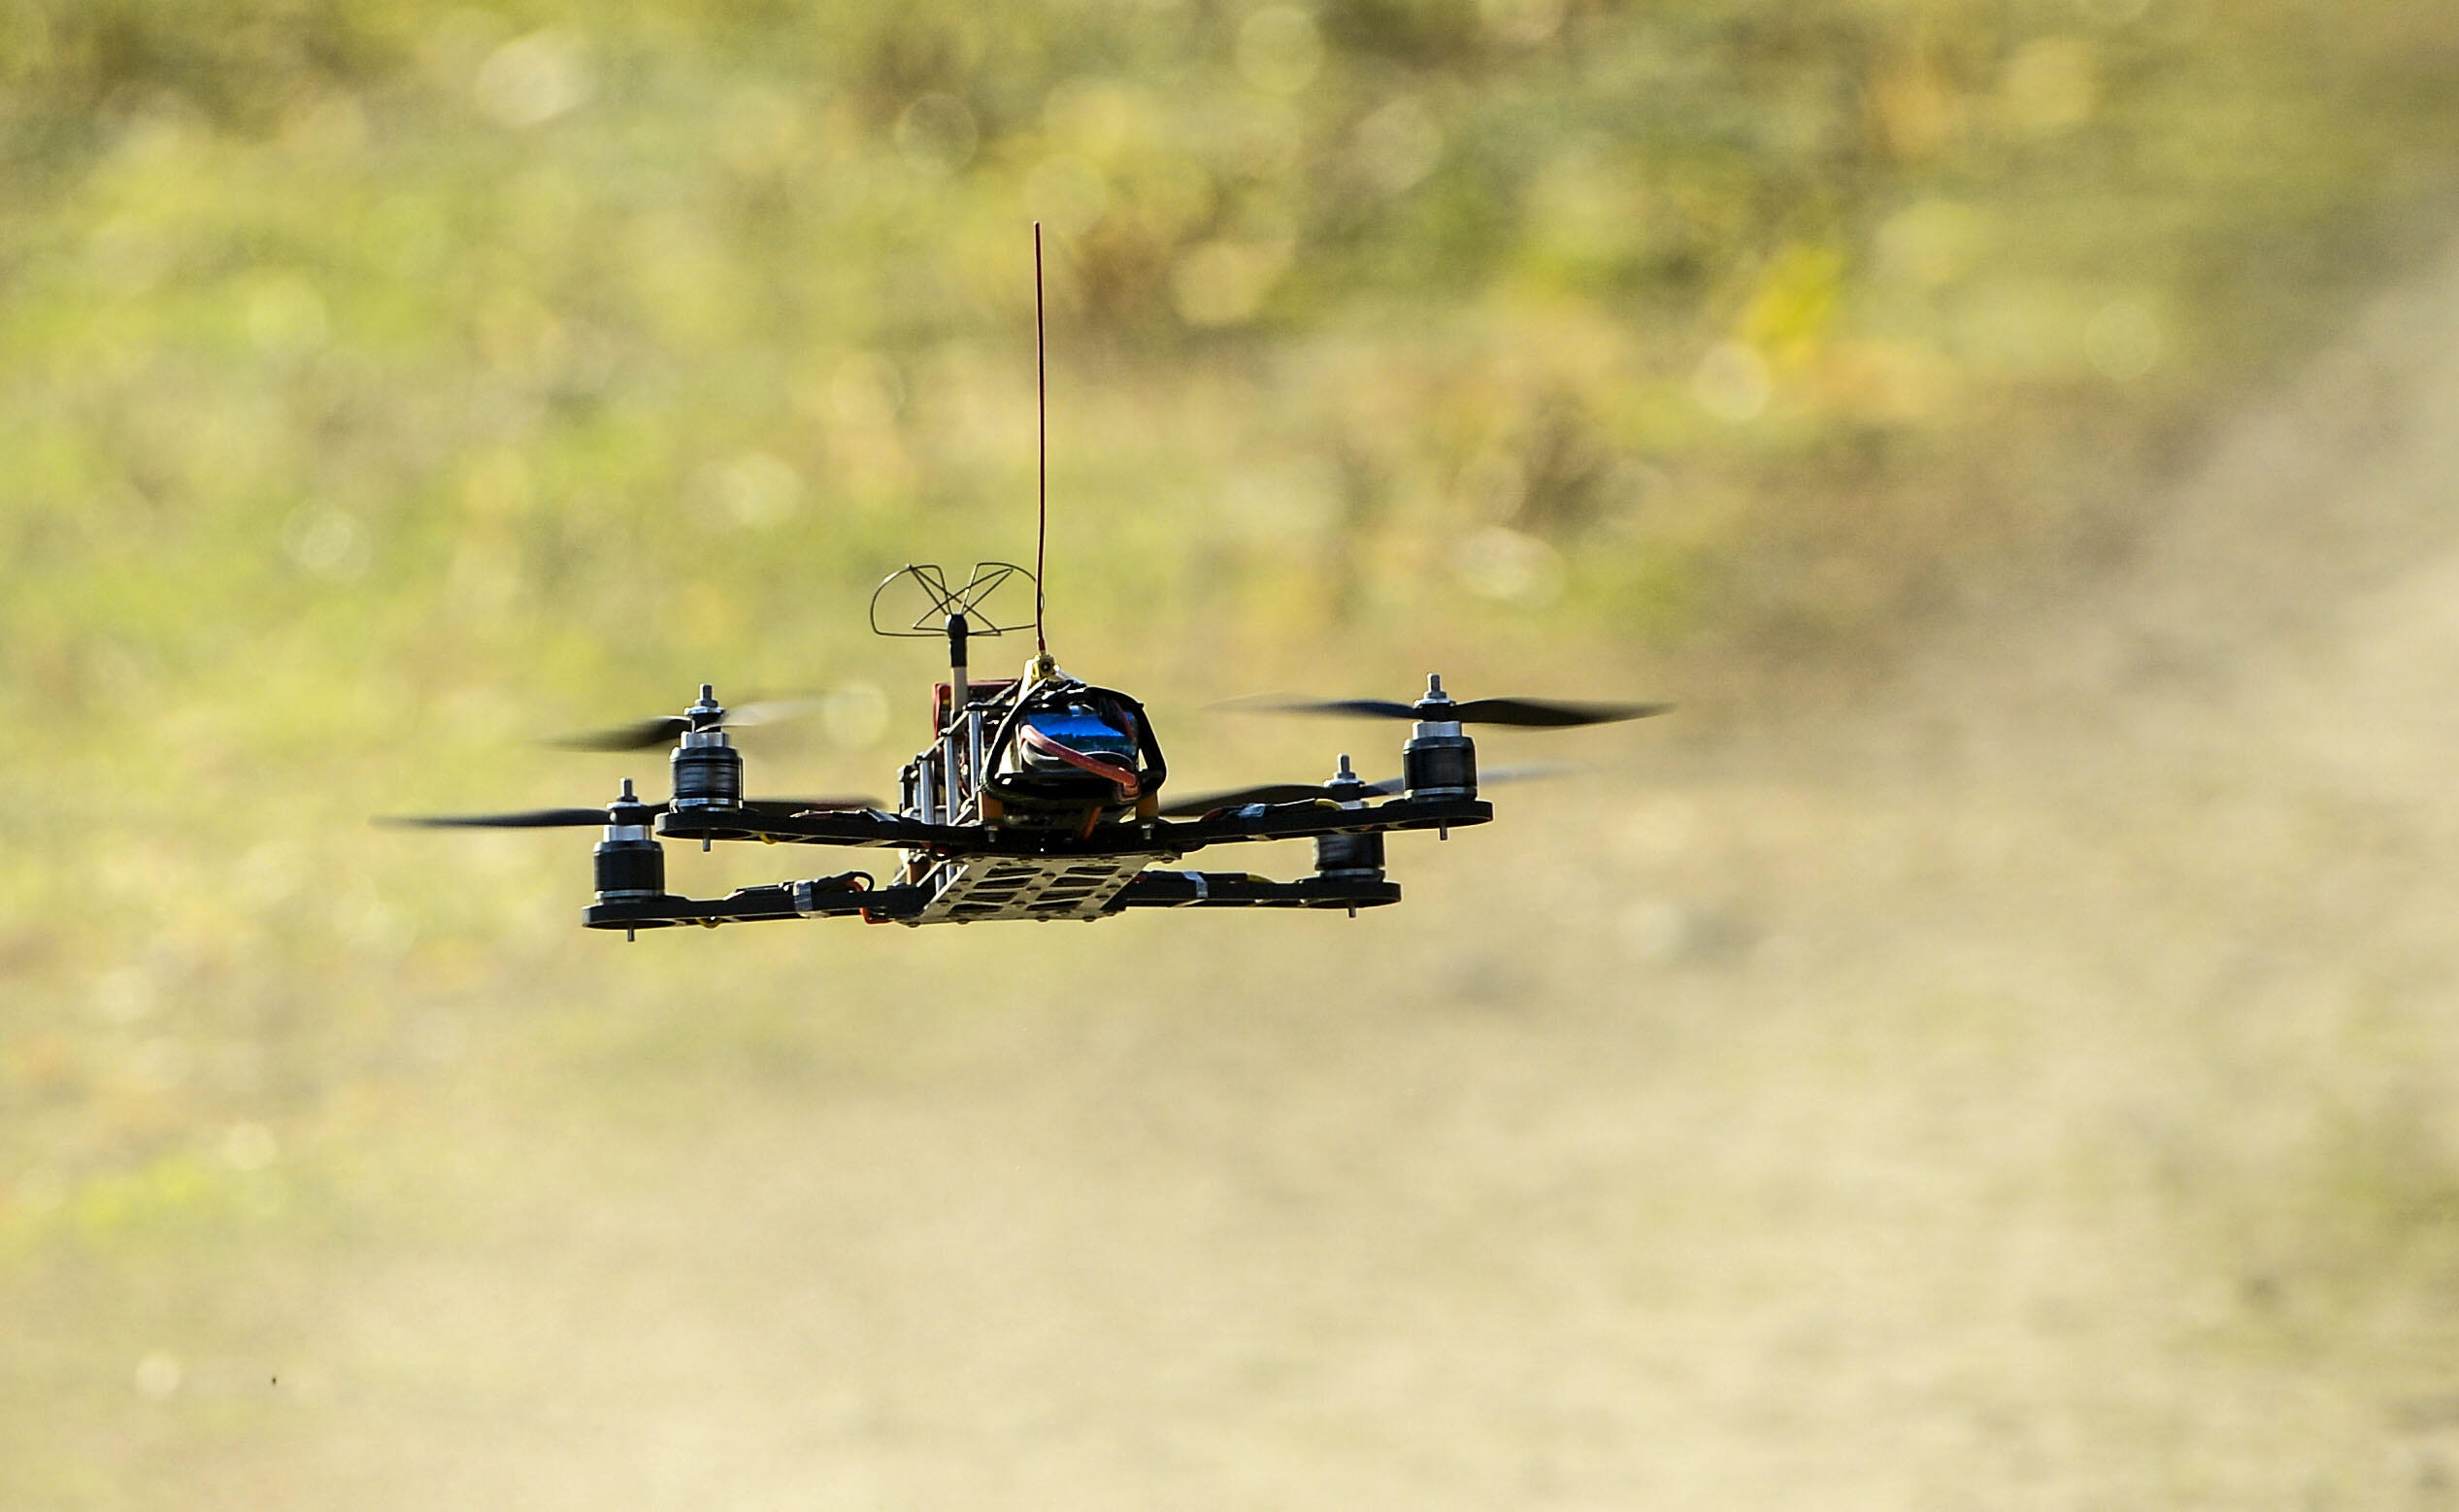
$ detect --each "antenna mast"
[1033,222,1048,658]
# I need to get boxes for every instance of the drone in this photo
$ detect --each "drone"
[386,230,1670,934]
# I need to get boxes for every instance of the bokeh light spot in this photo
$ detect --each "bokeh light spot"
[2086,299,2163,380]
[2002,37,2096,135]
[245,278,328,355]
[896,94,980,175]
[282,507,372,581]
[1171,239,1291,327]
[1875,199,1983,288]
[134,1354,183,1400]
[1453,525,1565,605]
[1238,8,1324,95]
[221,1123,279,1172]
[1692,342,1771,422]
[698,451,805,531]
[474,30,593,128]
[1353,98,1443,196]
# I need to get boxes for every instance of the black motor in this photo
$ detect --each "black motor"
[669,685,745,810]
[592,779,667,902]
[1400,675,1479,800]
[1312,755,1387,878]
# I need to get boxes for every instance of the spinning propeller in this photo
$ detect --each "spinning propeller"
[1158,757,1579,818]
[554,684,834,752]
[1231,674,1670,728]
[381,778,874,830]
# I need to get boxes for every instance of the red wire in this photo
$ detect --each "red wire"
[1034,222,1047,656]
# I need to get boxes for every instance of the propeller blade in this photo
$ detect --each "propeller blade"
[378,804,665,830]
[736,796,880,815]
[1156,782,1348,817]
[1156,762,1583,818]
[1472,761,1587,786]
[1346,763,1581,793]
[1450,698,1673,728]
[551,716,689,752]
[725,699,835,730]
[1223,693,1671,728]
[550,695,837,751]
[1218,696,1420,720]
[381,795,873,829]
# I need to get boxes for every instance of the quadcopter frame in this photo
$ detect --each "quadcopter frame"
[585,790,1491,931]
[577,564,1492,930]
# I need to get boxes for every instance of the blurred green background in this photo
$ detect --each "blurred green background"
[6,0,2459,1505]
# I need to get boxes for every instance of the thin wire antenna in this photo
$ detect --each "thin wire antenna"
[1033,222,1048,656]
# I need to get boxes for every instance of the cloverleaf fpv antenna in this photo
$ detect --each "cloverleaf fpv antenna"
[867,559,1034,722]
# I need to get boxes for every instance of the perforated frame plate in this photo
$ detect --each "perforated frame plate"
[909,851,1161,925]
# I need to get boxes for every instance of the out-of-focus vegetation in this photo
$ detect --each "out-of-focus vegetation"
[4,0,2456,693]
[3,0,2459,1500]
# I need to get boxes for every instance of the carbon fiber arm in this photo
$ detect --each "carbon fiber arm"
[582,868,1402,931]
[653,795,1493,857]
[583,876,930,930]
[1107,871,1402,910]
